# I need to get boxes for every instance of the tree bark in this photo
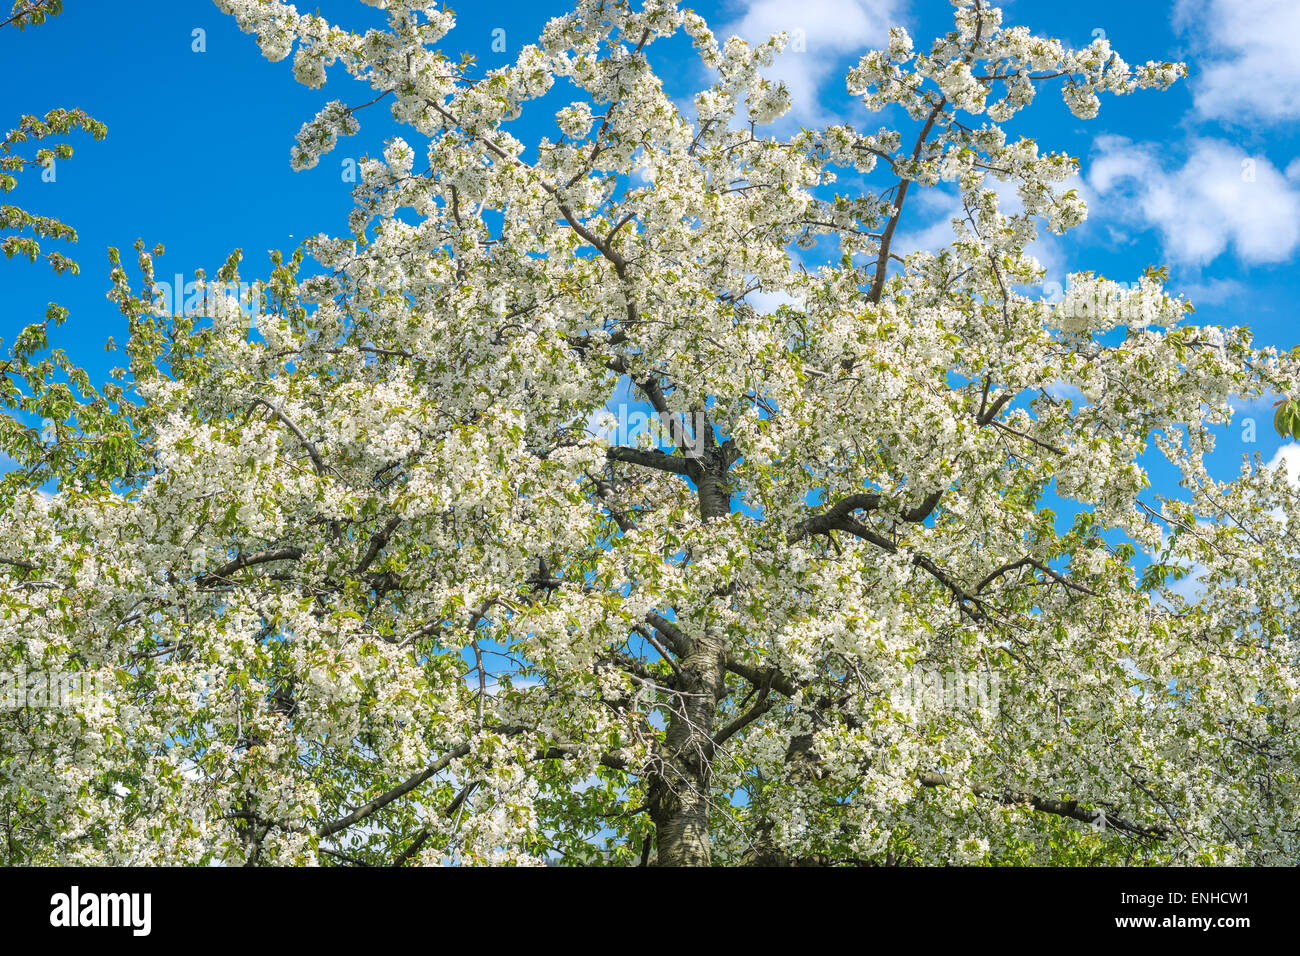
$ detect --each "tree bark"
[694,446,733,523]
[648,634,724,866]
[648,451,731,865]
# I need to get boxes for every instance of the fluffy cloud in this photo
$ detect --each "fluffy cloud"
[746,288,803,313]
[720,0,907,125]
[1178,276,1246,306]
[1174,0,1300,124]
[1267,442,1300,487]
[1087,135,1300,266]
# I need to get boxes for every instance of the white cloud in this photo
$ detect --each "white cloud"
[1166,560,1209,603]
[1044,381,1088,406]
[1266,442,1300,486]
[746,288,802,313]
[897,186,967,256]
[1178,276,1245,306]
[720,0,907,125]
[1174,0,1300,124]
[1144,522,1210,607]
[1087,135,1300,266]
[1228,390,1282,419]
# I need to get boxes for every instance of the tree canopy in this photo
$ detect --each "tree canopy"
[1,0,1296,866]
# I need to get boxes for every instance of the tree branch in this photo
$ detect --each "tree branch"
[918,772,1168,840]
[975,556,1098,596]
[197,547,304,588]
[606,445,692,476]
[248,398,328,475]
[866,97,947,303]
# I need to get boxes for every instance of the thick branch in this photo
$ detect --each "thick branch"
[354,516,402,575]
[606,445,692,476]
[712,687,773,749]
[918,773,1168,841]
[248,399,328,475]
[318,732,521,837]
[197,547,304,588]
[318,724,629,838]
[790,489,942,543]
[866,97,947,303]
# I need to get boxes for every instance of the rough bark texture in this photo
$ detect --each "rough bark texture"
[647,448,732,865]
[648,634,724,866]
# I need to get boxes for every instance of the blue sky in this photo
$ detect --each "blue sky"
[4,0,1300,499]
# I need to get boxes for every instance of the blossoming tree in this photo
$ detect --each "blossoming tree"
[2,0,106,276]
[2,0,1296,865]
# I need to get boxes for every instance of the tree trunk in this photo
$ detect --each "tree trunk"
[648,453,731,865]
[648,635,724,866]
[694,446,733,524]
